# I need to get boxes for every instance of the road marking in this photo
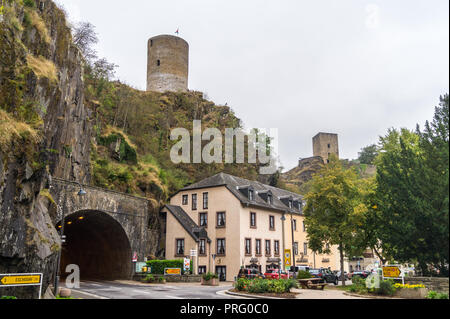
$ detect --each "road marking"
[165,295,183,299]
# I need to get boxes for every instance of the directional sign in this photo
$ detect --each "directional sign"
[164,268,181,275]
[284,249,292,267]
[0,273,43,299]
[382,266,401,278]
[0,274,41,286]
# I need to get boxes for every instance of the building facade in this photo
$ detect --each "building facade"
[161,173,342,282]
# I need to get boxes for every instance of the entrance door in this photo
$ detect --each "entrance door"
[216,266,227,282]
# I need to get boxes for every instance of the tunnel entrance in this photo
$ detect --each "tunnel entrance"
[58,210,132,280]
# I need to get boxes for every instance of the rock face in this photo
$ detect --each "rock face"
[0,0,91,298]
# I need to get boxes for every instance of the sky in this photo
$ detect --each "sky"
[54,0,449,171]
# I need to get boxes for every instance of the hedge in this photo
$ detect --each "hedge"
[146,259,193,275]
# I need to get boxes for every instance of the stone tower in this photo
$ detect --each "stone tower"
[313,133,339,164]
[147,35,189,93]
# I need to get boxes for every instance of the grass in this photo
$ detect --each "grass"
[27,9,51,44]
[26,54,58,82]
[0,109,41,151]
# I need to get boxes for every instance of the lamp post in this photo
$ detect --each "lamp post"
[290,212,297,279]
[53,182,87,296]
[280,214,286,274]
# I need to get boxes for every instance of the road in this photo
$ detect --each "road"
[71,280,241,299]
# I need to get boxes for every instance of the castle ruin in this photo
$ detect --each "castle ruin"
[147,35,189,93]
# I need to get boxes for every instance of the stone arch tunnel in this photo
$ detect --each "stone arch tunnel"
[50,178,154,280]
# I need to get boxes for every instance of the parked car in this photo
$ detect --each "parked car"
[264,269,290,280]
[309,268,339,285]
[349,270,370,279]
[237,268,264,280]
[334,270,348,281]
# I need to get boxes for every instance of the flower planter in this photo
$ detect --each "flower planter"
[394,288,428,299]
[201,278,219,286]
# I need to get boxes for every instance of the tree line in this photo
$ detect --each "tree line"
[304,95,449,283]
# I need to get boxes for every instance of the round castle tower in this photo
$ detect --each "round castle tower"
[146,35,189,93]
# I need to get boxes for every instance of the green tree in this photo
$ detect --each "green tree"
[358,144,379,165]
[375,95,449,275]
[303,155,367,285]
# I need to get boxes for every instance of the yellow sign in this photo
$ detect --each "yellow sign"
[383,266,401,278]
[0,274,41,286]
[284,249,292,267]
[164,268,181,275]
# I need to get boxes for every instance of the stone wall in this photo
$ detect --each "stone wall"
[404,277,449,294]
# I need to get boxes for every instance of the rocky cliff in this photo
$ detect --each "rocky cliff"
[0,0,91,298]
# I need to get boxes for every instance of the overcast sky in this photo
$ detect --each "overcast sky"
[55,0,449,171]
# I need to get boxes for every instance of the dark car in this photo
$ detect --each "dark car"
[334,270,349,281]
[238,268,264,280]
[309,268,339,285]
[349,270,370,280]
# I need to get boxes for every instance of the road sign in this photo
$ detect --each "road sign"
[382,265,404,284]
[0,273,43,299]
[164,268,181,275]
[382,266,401,278]
[190,249,197,257]
[132,252,138,262]
[284,249,292,267]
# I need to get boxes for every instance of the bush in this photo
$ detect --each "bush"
[377,279,396,296]
[297,270,312,280]
[23,0,36,8]
[146,259,192,274]
[202,272,218,281]
[348,276,368,294]
[235,278,296,294]
[235,278,249,291]
[427,291,449,299]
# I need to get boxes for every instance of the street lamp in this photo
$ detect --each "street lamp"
[53,182,87,296]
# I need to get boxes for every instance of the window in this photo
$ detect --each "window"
[216,266,227,282]
[198,266,207,274]
[182,195,188,205]
[274,240,280,256]
[248,189,254,201]
[176,239,185,256]
[269,216,275,230]
[245,238,252,256]
[192,194,197,210]
[217,212,226,228]
[265,240,271,256]
[328,144,331,149]
[203,192,209,210]
[303,242,308,255]
[157,59,161,66]
[267,193,273,204]
[217,238,226,256]
[199,213,208,227]
[255,239,262,256]
[303,221,306,232]
[294,242,299,255]
[150,39,153,47]
[293,219,297,231]
[199,239,206,255]
[289,200,293,209]
[250,212,257,228]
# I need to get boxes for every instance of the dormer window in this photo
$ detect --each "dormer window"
[267,193,273,205]
[289,200,293,209]
[248,189,254,201]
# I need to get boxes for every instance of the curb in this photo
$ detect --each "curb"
[224,290,289,299]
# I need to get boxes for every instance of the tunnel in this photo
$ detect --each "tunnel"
[58,210,133,280]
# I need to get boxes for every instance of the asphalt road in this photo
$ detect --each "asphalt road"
[71,280,241,299]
